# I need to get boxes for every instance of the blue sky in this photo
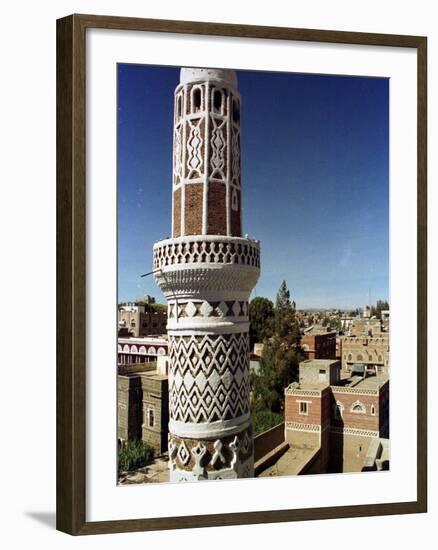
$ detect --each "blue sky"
[118,64,389,310]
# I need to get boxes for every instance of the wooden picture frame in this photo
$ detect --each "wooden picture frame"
[56,13,427,535]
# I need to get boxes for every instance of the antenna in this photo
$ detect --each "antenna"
[140,268,161,278]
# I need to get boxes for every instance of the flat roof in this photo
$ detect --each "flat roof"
[258,443,319,477]
[118,336,168,345]
[337,372,388,390]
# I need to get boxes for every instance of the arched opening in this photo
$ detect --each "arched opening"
[213,89,222,112]
[351,400,366,414]
[232,99,240,123]
[192,88,202,112]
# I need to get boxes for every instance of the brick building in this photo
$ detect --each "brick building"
[301,328,336,360]
[351,317,382,337]
[118,360,169,455]
[284,359,389,473]
[341,334,390,374]
[118,302,167,337]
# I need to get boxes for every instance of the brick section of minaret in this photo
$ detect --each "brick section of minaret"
[230,189,242,236]
[207,182,227,235]
[173,188,181,237]
[184,184,204,235]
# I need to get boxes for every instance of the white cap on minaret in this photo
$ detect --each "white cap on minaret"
[180,67,237,87]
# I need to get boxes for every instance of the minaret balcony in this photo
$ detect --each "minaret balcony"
[153,235,260,300]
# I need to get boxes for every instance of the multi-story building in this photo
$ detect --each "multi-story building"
[341,334,390,374]
[351,317,382,337]
[118,360,169,455]
[118,302,167,337]
[118,336,169,366]
[284,359,389,473]
[301,328,336,360]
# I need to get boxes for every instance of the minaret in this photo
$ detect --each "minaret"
[153,67,260,481]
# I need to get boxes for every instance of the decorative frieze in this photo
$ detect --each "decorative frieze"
[168,300,248,319]
[330,426,380,438]
[153,236,260,270]
[285,421,321,433]
[285,388,322,397]
[168,425,254,480]
[332,386,380,396]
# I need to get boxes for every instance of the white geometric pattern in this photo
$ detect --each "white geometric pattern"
[186,119,203,178]
[153,236,260,270]
[231,121,241,188]
[168,332,250,423]
[168,300,248,320]
[210,117,226,180]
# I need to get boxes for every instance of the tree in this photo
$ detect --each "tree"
[251,409,283,436]
[274,280,301,346]
[328,316,342,332]
[370,300,389,318]
[249,297,274,346]
[251,335,301,413]
[250,281,304,416]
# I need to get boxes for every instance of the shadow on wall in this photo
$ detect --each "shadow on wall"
[25,511,56,529]
[328,413,344,473]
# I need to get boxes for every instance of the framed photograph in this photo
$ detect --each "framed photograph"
[56,14,427,535]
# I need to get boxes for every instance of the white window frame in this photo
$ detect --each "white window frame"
[297,400,311,416]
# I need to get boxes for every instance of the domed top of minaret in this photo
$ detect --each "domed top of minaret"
[180,67,237,87]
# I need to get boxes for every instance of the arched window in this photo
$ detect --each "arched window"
[232,99,240,123]
[347,354,353,361]
[371,404,376,416]
[231,188,239,211]
[148,408,155,427]
[213,89,222,112]
[350,400,366,414]
[192,87,202,112]
[357,353,363,361]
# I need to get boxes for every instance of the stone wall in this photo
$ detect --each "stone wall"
[253,422,285,463]
[117,375,143,442]
[141,374,169,455]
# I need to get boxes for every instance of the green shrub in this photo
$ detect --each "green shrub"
[118,440,154,475]
[252,409,283,436]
